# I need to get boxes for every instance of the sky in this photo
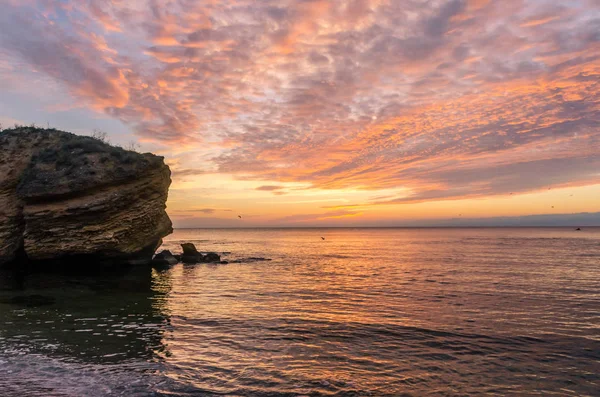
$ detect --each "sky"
[0,0,599,227]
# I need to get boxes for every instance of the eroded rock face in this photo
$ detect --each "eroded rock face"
[0,127,173,267]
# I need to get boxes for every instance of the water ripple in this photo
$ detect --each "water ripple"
[1,227,599,396]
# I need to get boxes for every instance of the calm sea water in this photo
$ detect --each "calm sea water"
[1,228,599,396]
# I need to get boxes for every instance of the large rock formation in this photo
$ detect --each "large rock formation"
[0,127,172,267]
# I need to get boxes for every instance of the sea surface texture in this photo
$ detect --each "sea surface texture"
[1,228,599,396]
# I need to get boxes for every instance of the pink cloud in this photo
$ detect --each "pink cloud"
[0,0,599,203]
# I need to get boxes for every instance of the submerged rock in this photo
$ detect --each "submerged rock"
[204,252,221,263]
[229,257,272,263]
[0,127,173,267]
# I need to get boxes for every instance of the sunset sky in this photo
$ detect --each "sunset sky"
[1,0,599,227]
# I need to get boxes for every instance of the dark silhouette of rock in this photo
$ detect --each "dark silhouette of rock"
[179,243,221,263]
[181,243,202,263]
[182,254,202,264]
[157,250,179,263]
[152,250,179,266]
[181,243,200,256]
[0,127,172,267]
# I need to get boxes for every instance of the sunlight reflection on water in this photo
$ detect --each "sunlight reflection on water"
[1,228,600,396]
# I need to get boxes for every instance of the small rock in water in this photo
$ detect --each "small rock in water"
[152,250,179,266]
[179,243,221,263]
[181,243,200,256]
[181,243,203,263]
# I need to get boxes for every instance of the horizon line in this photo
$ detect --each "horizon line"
[172,225,598,230]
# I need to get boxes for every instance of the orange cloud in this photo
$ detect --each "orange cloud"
[1,0,599,210]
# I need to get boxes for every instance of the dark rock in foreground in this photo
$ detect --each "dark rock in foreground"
[0,127,173,268]
[179,243,221,263]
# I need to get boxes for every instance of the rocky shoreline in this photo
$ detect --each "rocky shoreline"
[0,127,238,273]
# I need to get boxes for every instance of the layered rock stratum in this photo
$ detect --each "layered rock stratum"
[0,127,172,267]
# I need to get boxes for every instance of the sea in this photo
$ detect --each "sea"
[1,227,599,396]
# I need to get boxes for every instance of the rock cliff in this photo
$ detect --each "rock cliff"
[0,127,172,267]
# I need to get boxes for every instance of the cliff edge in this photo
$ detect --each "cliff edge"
[0,127,172,267]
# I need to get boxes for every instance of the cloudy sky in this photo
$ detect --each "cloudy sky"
[1,0,599,227]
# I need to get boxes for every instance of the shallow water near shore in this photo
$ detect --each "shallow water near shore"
[1,227,600,396]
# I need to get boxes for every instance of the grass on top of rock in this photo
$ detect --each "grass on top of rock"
[1,126,164,200]
[35,135,140,165]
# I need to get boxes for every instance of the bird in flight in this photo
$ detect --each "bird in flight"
[321,237,325,240]
[238,215,242,219]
